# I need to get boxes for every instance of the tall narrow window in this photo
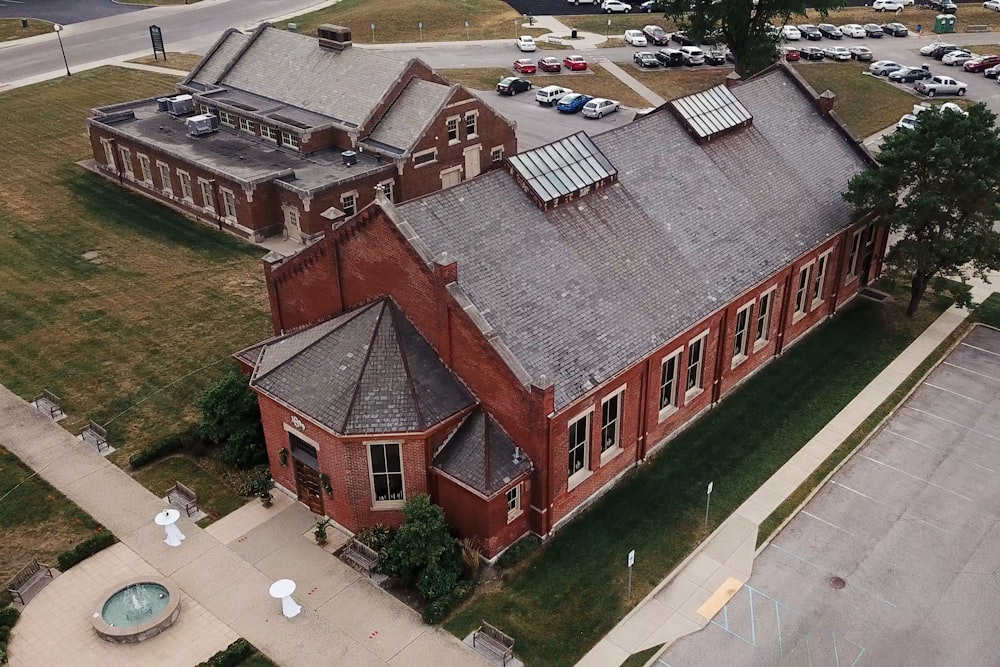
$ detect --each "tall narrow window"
[733,303,753,362]
[447,117,459,142]
[119,147,133,177]
[812,253,829,307]
[755,291,773,345]
[846,230,863,280]
[466,113,478,138]
[686,335,706,393]
[199,180,215,211]
[794,265,811,315]
[659,351,681,412]
[342,192,357,216]
[506,484,521,521]
[568,413,590,480]
[179,171,193,201]
[221,189,237,219]
[378,180,394,202]
[158,163,172,195]
[600,390,623,453]
[102,140,116,171]
[369,443,404,503]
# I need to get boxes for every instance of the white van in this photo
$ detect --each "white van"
[535,85,573,106]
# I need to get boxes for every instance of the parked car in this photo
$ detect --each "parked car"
[798,24,823,40]
[921,42,957,57]
[643,25,670,45]
[864,24,885,38]
[799,46,825,61]
[582,97,620,118]
[850,45,873,61]
[537,57,562,72]
[985,0,1000,10]
[535,85,572,106]
[563,55,588,71]
[783,47,801,61]
[556,93,594,114]
[497,77,532,95]
[869,60,903,75]
[840,24,867,38]
[873,0,904,11]
[889,65,932,82]
[896,113,919,130]
[516,35,536,52]
[823,45,852,61]
[624,29,648,46]
[639,0,662,11]
[633,51,660,67]
[817,24,843,39]
[930,0,957,13]
[671,31,696,46]
[942,50,974,66]
[567,0,600,4]
[781,25,802,40]
[680,46,705,65]
[938,101,967,115]
[655,47,684,67]
[986,63,1000,78]
[514,58,537,74]
[602,0,632,11]
[705,49,727,65]
[914,75,967,96]
[882,22,909,37]
[964,54,1000,72]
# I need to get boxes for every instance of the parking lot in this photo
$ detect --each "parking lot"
[657,325,1000,666]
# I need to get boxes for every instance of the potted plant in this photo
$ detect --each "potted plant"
[254,469,276,507]
[314,518,331,546]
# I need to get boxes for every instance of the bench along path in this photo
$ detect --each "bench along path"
[0,383,487,667]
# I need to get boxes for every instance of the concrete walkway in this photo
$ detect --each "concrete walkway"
[580,279,998,666]
[0,385,487,667]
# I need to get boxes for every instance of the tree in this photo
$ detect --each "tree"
[197,367,266,468]
[843,103,1000,317]
[661,0,842,76]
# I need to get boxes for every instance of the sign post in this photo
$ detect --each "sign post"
[465,20,470,40]
[149,25,166,61]
[371,22,375,43]
[606,18,612,37]
[705,481,714,530]
[418,21,423,41]
[627,549,635,599]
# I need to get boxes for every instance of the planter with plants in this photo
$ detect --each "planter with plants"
[254,469,276,507]
[314,518,332,546]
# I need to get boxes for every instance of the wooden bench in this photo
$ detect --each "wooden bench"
[32,389,64,419]
[7,558,53,605]
[79,419,110,452]
[545,35,563,45]
[473,621,514,665]
[342,539,380,577]
[166,481,199,517]
[966,24,989,33]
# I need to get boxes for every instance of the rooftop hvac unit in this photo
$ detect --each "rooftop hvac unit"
[166,94,194,115]
[186,113,219,136]
[341,150,358,166]
[157,98,170,112]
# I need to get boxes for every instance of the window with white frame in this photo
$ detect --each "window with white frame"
[284,207,299,228]
[119,147,133,177]
[491,146,504,163]
[221,188,237,220]
[732,302,754,363]
[158,162,172,195]
[138,154,152,184]
[342,192,357,217]
[178,171,193,201]
[600,390,623,453]
[378,180,394,202]
[413,149,437,167]
[794,265,811,315]
[755,290,773,345]
[465,112,478,138]
[199,179,215,211]
[812,252,830,307]
[568,412,591,480]
[280,131,300,150]
[864,222,876,247]
[369,442,404,503]
[261,125,278,142]
[218,110,234,127]
[102,140,116,171]
[659,350,681,413]
[506,484,521,521]
[446,117,459,143]
[199,104,212,116]
[239,118,257,134]
[686,334,706,393]
[846,230,862,280]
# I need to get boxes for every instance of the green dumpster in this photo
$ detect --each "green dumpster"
[933,14,955,34]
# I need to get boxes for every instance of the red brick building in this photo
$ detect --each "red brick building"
[86,24,516,242]
[236,66,885,559]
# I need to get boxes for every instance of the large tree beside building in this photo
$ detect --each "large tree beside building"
[843,103,1000,317]
[660,0,841,76]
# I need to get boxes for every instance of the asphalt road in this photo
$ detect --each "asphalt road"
[658,325,1000,666]
[0,0,146,24]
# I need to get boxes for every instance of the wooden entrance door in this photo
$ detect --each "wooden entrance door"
[293,459,324,515]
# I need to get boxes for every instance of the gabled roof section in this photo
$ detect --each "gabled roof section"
[186,29,250,88]
[365,79,455,155]
[433,410,531,497]
[670,84,752,142]
[249,299,475,434]
[508,132,617,207]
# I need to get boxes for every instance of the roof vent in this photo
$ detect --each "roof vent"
[508,132,618,211]
[156,97,170,112]
[341,150,358,166]
[186,113,219,136]
[670,84,752,144]
[166,94,194,116]
[317,24,352,51]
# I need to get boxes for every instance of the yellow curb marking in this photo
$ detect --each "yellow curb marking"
[696,577,743,620]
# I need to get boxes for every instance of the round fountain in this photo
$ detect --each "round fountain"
[91,576,180,643]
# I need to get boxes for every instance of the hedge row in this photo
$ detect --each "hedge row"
[57,530,116,571]
[129,431,195,468]
[0,600,18,665]
[196,638,279,667]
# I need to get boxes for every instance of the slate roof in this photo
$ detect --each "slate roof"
[394,67,870,410]
[366,79,454,154]
[433,410,532,497]
[246,299,475,434]
[188,29,249,88]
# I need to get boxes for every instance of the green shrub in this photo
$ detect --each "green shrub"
[356,524,396,561]
[496,534,541,569]
[382,495,457,582]
[198,369,266,468]
[57,530,116,570]
[129,427,201,469]
[0,606,18,627]
[195,638,255,667]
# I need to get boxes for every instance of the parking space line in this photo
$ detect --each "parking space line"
[970,461,997,474]
[769,544,898,609]
[886,429,942,452]
[801,510,852,535]
[960,341,1000,358]
[862,454,975,502]
[942,361,1000,384]
[904,405,1000,444]
[924,382,988,405]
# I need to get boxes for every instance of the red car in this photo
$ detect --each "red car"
[783,47,801,62]
[563,55,588,71]
[514,58,537,74]
[964,54,1000,72]
[537,56,562,72]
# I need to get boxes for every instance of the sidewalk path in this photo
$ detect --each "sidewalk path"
[599,61,665,107]
[0,385,486,667]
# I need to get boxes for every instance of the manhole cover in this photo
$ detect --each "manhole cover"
[829,576,846,589]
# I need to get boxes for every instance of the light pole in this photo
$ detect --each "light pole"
[53,23,71,76]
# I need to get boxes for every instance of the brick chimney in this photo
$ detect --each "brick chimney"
[317,24,352,51]
[818,90,836,116]
[725,71,741,89]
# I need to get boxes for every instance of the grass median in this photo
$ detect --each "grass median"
[127,52,204,72]
[0,19,52,43]
[446,291,951,666]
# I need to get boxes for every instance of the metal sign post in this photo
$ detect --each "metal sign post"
[149,25,166,61]
[606,18,612,37]
[371,22,375,43]
[627,549,635,599]
[418,22,423,41]
[514,19,519,39]
[705,481,714,530]
[465,20,470,40]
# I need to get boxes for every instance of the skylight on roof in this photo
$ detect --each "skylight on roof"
[671,85,753,141]
[508,132,617,205]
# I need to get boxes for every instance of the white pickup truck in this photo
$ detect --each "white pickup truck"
[914,75,967,97]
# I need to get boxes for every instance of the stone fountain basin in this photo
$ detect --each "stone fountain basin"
[91,576,181,644]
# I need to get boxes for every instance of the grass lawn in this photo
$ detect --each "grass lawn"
[441,64,652,108]
[975,292,1000,328]
[282,0,527,43]
[557,15,678,36]
[127,52,204,71]
[621,65,730,101]
[0,446,102,585]
[0,66,271,464]
[133,455,246,527]
[0,18,52,42]
[802,5,1000,33]
[446,293,950,666]
[120,0,203,4]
